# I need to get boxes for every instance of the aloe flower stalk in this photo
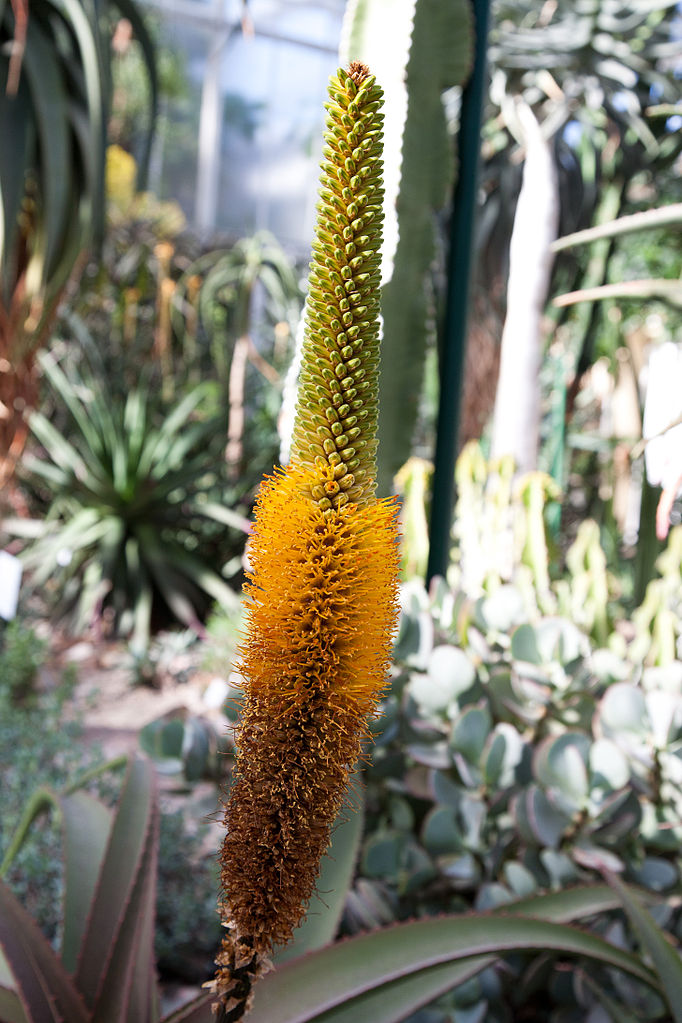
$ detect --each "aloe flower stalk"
[211,62,399,1021]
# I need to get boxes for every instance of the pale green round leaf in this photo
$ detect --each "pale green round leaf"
[589,738,630,792]
[422,806,463,856]
[600,683,649,737]
[477,585,527,633]
[631,857,679,893]
[450,706,492,764]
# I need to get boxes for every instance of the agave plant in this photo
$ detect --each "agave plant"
[0,0,156,486]
[7,350,247,649]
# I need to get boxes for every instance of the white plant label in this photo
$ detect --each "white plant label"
[0,550,22,621]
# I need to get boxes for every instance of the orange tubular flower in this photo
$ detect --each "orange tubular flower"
[212,62,399,1022]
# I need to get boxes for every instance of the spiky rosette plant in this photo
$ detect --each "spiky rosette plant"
[211,62,399,1021]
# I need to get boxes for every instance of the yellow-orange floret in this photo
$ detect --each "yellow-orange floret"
[215,463,399,994]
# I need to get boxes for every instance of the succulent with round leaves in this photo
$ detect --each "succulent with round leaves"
[352,577,682,1021]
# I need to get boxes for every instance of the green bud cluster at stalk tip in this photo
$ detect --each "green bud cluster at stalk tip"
[290,61,385,510]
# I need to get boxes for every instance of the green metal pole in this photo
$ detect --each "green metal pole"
[426,0,490,584]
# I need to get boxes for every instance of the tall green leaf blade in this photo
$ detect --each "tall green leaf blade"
[37,353,103,456]
[92,802,160,1023]
[289,956,497,1023]
[129,812,161,1023]
[342,0,474,493]
[188,500,252,535]
[21,17,71,284]
[0,71,32,302]
[60,791,113,974]
[551,202,682,252]
[136,382,214,477]
[609,873,682,1023]
[75,758,155,1009]
[275,777,366,964]
[28,409,91,482]
[0,879,89,1023]
[138,528,238,614]
[51,0,104,197]
[503,884,640,922]
[112,0,158,187]
[248,914,658,1023]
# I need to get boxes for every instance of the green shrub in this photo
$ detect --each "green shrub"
[0,668,103,942]
[0,618,46,705]
[353,578,682,1021]
[155,810,221,981]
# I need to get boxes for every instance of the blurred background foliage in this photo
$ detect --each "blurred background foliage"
[1,0,682,1018]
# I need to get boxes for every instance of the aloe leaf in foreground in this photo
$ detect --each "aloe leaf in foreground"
[609,872,682,1023]
[75,758,156,1010]
[0,879,89,1023]
[247,909,658,1023]
[60,791,114,974]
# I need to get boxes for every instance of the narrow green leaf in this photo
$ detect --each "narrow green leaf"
[0,879,89,1023]
[275,778,366,964]
[554,279,682,309]
[112,0,158,187]
[505,884,641,923]
[21,17,70,283]
[159,545,239,611]
[608,873,682,1023]
[579,969,641,1023]
[92,802,160,1023]
[28,409,91,482]
[75,758,155,1009]
[0,72,32,302]
[138,528,238,614]
[60,791,113,974]
[187,500,252,535]
[129,808,162,1023]
[136,383,214,477]
[37,353,103,456]
[51,0,104,185]
[291,956,497,1023]
[551,202,682,253]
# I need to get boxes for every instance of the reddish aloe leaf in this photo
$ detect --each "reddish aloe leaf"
[247,914,658,1023]
[160,992,215,1023]
[75,757,155,1010]
[92,801,161,1023]
[0,879,89,1023]
[284,956,497,1023]
[60,790,113,974]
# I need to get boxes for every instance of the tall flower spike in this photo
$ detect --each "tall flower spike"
[211,63,399,1022]
[291,60,385,509]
